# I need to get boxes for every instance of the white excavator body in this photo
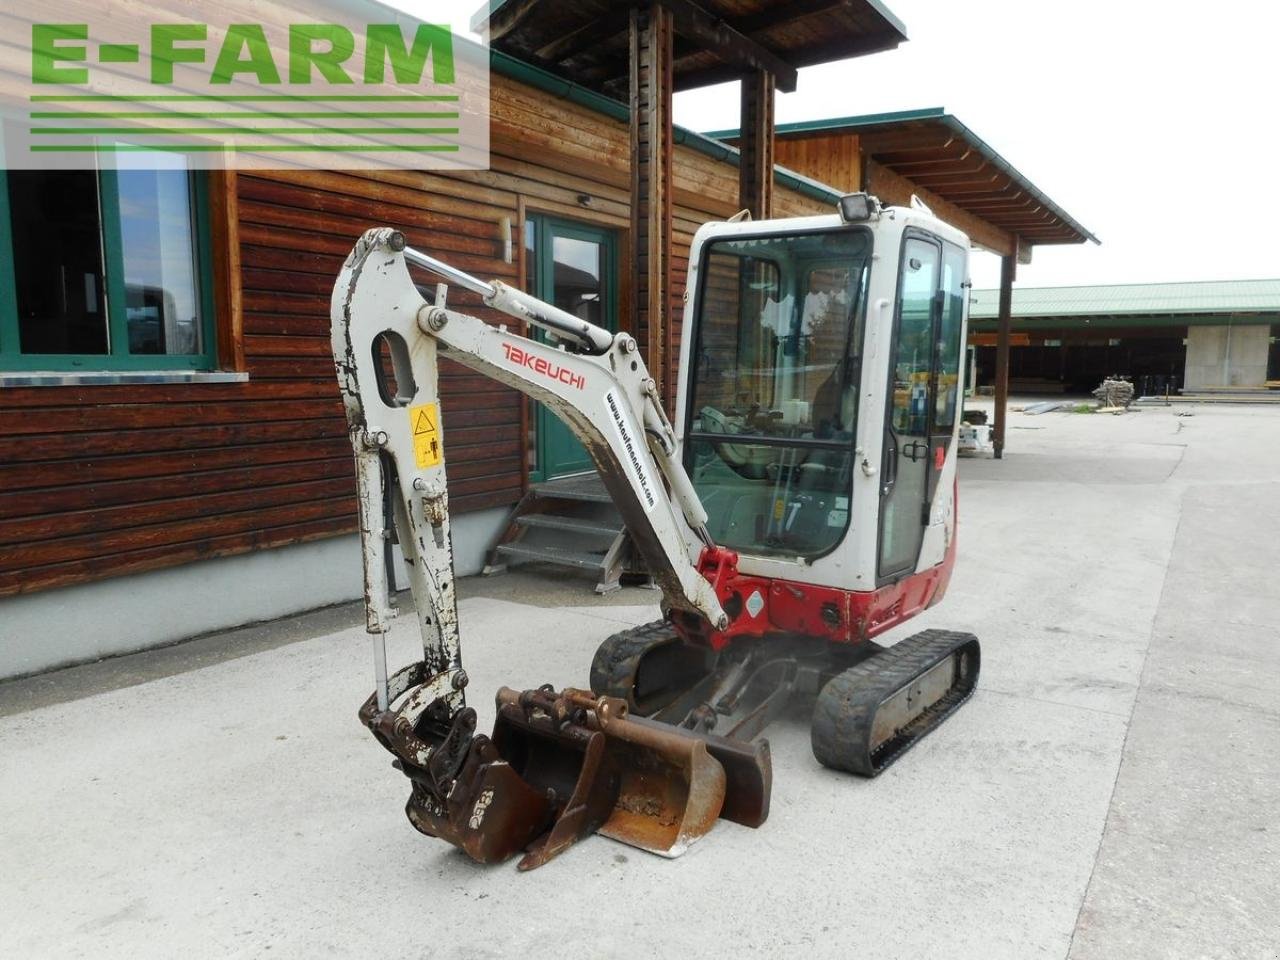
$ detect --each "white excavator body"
[329,195,980,871]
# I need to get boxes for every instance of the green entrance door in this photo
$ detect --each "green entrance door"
[525,216,617,480]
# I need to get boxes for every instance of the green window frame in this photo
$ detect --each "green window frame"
[0,169,217,372]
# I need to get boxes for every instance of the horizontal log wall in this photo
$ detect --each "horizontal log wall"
[0,72,826,597]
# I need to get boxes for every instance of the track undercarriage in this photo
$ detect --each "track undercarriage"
[592,622,981,777]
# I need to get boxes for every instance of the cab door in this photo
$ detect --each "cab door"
[878,234,942,581]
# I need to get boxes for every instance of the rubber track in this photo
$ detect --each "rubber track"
[811,629,980,777]
[588,620,677,704]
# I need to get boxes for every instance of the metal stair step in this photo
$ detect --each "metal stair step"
[529,479,614,504]
[495,542,607,571]
[515,514,623,538]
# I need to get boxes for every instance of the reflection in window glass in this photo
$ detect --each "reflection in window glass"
[119,169,202,356]
[692,437,855,560]
[690,230,870,440]
[552,235,603,325]
[890,239,939,436]
[686,228,871,560]
[935,243,967,428]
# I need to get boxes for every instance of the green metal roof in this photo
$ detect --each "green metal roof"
[705,108,1098,247]
[705,106,949,141]
[969,280,1280,320]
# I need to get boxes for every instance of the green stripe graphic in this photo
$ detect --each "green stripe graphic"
[31,127,461,135]
[32,111,458,119]
[30,144,462,153]
[30,95,460,102]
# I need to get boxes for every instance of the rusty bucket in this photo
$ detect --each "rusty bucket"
[362,677,769,871]
[490,687,727,869]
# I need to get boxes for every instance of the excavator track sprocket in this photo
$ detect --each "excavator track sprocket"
[811,629,980,777]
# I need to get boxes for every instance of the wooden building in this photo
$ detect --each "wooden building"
[0,3,914,678]
[0,6,1102,679]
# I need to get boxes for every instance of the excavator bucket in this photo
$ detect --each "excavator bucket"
[490,687,726,869]
[362,680,766,871]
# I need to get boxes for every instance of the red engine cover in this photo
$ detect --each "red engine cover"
[681,482,959,651]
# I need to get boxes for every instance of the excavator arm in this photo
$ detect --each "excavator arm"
[330,228,762,870]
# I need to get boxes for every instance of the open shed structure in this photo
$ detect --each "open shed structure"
[707,107,1099,455]
[968,279,1280,395]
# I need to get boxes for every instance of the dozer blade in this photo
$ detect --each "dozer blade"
[811,629,981,776]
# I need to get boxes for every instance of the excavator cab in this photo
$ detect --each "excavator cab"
[330,197,979,873]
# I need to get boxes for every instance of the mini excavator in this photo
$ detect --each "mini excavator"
[330,194,980,871]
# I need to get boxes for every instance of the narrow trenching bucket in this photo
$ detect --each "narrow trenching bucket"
[490,687,727,869]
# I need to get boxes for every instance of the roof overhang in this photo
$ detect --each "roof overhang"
[473,0,907,96]
[707,107,1098,248]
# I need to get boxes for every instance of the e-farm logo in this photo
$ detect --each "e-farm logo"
[32,24,457,88]
[7,1,490,170]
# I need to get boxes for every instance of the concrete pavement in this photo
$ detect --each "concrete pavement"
[1,402,1277,959]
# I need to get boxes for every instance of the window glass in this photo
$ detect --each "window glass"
[551,234,603,325]
[524,218,537,294]
[689,230,870,439]
[935,243,967,428]
[9,171,108,354]
[118,169,203,356]
[686,228,871,560]
[0,145,210,369]
[890,238,940,436]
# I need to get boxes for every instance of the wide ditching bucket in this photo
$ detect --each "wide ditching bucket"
[371,684,770,871]
[491,687,727,869]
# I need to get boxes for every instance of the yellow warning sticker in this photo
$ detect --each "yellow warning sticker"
[408,402,442,469]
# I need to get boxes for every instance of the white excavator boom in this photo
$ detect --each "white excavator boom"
[330,227,727,717]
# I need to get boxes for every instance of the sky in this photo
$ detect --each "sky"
[671,0,1280,290]
[404,0,1280,293]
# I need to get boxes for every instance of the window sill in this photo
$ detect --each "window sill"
[0,370,250,387]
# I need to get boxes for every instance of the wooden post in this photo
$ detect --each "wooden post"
[629,1,674,409]
[993,250,1017,459]
[739,69,775,219]
[208,169,244,372]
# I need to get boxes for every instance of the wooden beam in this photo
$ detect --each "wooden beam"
[993,250,1017,460]
[864,159,1015,257]
[487,0,548,42]
[630,2,676,409]
[651,0,799,92]
[730,0,851,34]
[739,68,776,220]
[535,6,630,63]
[208,170,244,372]
[856,130,958,155]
